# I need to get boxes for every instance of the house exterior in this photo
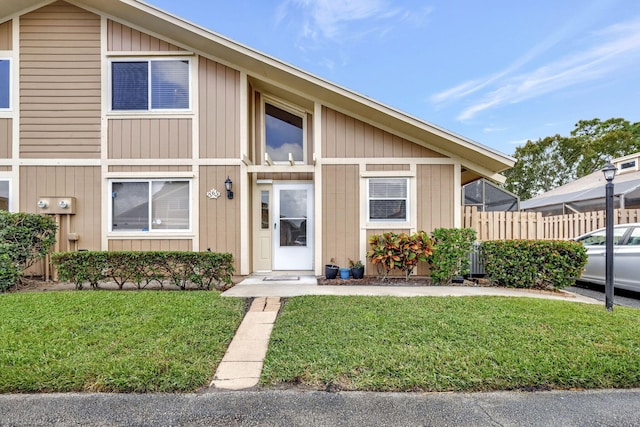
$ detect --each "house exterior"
[521,153,640,216]
[0,0,514,276]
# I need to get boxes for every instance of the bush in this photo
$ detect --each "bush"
[366,231,432,281]
[0,250,20,292]
[51,251,235,291]
[427,228,477,284]
[481,240,587,290]
[0,211,57,291]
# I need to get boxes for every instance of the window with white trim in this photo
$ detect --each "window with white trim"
[110,180,190,232]
[0,180,9,211]
[110,59,190,111]
[264,101,305,163]
[0,59,11,110]
[367,178,409,222]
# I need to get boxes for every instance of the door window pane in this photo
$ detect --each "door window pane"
[261,191,269,229]
[265,103,303,162]
[279,189,307,247]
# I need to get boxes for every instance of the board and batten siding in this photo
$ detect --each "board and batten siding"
[199,166,240,271]
[108,119,192,159]
[20,166,101,251]
[416,164,455,232]
[0,118,11,158]
[322,107,444,159]
[199,58,240,159]
[107,20,184,52]
[322,164,360,266]
[19,1,101,159]
[0,20,12,49]
[108,240,192,251]
[108,165,192,173]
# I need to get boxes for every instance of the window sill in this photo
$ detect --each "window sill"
[107,232,195,239]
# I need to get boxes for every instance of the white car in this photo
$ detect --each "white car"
[575,223,640,292]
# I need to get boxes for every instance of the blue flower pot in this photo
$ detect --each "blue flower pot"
[339,267,351,280]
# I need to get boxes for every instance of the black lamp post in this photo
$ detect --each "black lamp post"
[602,162,616,311]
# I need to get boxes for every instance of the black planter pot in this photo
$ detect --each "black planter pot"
[325,264,339,279]
[351,266,365,279]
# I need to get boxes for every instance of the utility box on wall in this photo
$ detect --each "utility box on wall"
[37,197,77,215]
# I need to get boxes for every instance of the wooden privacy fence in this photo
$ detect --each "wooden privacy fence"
[462,206,640,241]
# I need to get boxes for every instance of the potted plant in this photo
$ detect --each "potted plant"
[339,267,351,280]
[325,258,339,279]
[349,259,365,279]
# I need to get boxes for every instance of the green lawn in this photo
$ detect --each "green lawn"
[262,296,640,392]
[0,291,244,393]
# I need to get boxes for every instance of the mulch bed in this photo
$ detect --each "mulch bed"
[317,276,492,287]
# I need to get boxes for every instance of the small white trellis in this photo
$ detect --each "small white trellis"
[206,188,221,199]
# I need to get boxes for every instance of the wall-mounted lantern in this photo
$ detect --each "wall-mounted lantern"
[224,177,233,199]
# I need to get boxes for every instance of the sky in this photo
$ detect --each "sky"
[146,0,640,157]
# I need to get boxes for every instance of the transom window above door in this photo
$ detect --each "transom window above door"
[265,102,305,163]
[110,59,191,111]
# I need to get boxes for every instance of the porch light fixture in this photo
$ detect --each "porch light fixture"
[224,176,233,199]
[602,162,616,311]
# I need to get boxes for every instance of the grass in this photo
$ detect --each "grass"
[262,296,640,392]
[0,291,244,393]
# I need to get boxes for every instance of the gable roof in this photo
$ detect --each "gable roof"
[1,0,514,183]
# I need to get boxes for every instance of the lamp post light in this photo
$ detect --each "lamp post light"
[602,162,616,311]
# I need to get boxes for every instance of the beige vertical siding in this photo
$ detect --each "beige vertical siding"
[107,20,184,51]
[0,166,10,171]
[199,58,240,159]
[19,166,101,251]
[366,164,410,171]
[19,2,101,158]
[108,119,192,159]
[322,107,444,158]
[0,20,12,50]
[108,165,191,173]
[322,164,359,266]
[199,166,241,271]
[108,240,192,251]
[0,118,11,158]
[256,172,313,181]
[416,164,455,232]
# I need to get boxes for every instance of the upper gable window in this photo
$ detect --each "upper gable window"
[111,59,190,111]
[265,102,305,163]
[0,59,11,109]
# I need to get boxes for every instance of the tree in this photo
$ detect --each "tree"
[504,118,640,200]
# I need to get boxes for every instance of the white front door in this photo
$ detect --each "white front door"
[273,183,314,270]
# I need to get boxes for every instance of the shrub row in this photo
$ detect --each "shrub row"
[481,240,587,290]
[0,211,57,292]
[427,228,477,284]
[51,251,234,291]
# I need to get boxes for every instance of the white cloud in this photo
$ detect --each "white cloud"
[431,15,640,122]
[276,0,431,46]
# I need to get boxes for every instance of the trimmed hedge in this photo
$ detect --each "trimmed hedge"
[51,251,234,291]
[481,240,587,290]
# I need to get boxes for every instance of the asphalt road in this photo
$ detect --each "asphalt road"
[2,389,640,426]
[569,282,640,309]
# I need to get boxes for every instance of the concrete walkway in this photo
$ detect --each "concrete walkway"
[222,275,600,304]
[212,275,600,390]
[211,297,281,390]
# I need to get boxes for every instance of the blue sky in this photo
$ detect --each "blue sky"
[147,0,640,156]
